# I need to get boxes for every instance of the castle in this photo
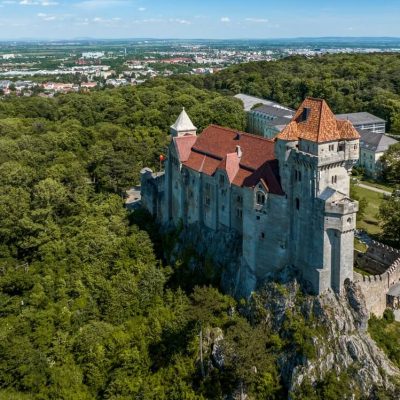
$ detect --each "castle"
[141,98,361,296]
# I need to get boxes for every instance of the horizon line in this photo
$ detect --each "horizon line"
[1,36,400,43]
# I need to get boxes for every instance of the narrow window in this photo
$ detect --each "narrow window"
[261,232,265,239]
[296,198,300,210]
[257,192,265,205]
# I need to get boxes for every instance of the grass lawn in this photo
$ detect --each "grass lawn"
[360,179,393,193]
[352,185,384,235]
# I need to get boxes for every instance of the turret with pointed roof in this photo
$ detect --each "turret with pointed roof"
[170,107,197,137]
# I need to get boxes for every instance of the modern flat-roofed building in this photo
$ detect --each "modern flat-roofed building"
[336,112,386,134]
[248,104,295,138]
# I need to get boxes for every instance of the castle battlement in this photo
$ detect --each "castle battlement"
[325,199,358,215]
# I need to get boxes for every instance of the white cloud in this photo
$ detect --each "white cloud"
[169,18,191,25]
[37,12,56,20]
[138,7,145,11]
[220,16,230,23]
[19,0,58,5]
[245,17,269,23]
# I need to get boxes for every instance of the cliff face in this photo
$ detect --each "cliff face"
[256,280,399,396]
[167,223,251,296]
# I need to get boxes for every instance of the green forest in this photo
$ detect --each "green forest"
[188,53,400,134]
[0,54,400,399]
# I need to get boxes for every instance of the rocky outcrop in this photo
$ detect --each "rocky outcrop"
[256,280,399,396]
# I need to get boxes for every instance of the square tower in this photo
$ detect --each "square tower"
[275,98,360,294]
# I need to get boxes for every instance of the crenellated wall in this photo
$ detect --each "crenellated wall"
[354,241,400,316]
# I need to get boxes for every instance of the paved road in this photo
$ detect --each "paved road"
[356,183,392,196]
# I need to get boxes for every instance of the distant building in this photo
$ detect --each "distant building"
[141,98,360,296]
[336,112,386,134]
[105,78,129,87]
[0,80,12,90]
[357,129,398,177]
[82,52,105,59]
[248,104,295,138]
[42,82,77,93]
[80,82,98,90]
[159,57,192,64]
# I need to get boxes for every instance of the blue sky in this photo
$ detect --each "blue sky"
[0,0,399,40]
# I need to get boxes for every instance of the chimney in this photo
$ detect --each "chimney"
[236,145,243,158]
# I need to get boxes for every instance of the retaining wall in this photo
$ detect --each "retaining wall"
[354,241,400,316]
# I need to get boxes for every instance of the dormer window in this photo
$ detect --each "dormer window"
[299,107,310,122]
[256,191,266,205]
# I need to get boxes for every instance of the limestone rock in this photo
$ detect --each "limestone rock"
[258,280,399,396]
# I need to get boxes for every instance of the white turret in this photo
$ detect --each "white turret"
[170,107,197,137]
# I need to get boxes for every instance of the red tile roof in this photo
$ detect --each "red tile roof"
[174,125,284,195]
[173,135,197,162]
[277,98,360,143]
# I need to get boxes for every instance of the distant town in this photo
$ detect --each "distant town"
[1,38,400,97]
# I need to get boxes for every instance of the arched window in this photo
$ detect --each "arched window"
[256,191,265,205]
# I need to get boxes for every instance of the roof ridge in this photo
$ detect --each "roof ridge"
[207,124,275,142]
[317,100,324,142]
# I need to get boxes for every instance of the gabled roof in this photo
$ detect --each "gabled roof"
[217,152,240,184]
[191,125,276,170]
[173,135,197,162]
[277,98,360,143]
[358,129,398,153]
[174,124,284,195]
[170,108,197,132]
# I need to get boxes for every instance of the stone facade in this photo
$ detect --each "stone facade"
[141,98,361,297]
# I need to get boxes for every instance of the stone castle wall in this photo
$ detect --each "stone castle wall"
[354,241,400,316]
